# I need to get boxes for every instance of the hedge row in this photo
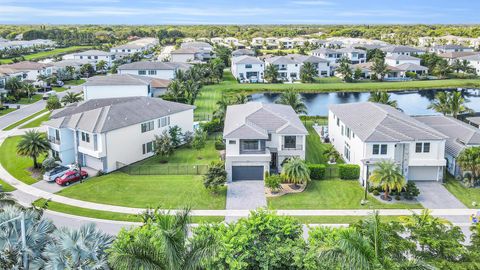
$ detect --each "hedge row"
[307,164,360,180]
[307,164,326,180]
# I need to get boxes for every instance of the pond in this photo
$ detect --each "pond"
[250,88,480,116]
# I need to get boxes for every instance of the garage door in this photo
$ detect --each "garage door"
[408,166,438,181]
[84,155,104,171]
[232,166,264,181]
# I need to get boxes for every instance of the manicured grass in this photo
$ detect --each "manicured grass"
[3,109,48,131]
[0,179,15,192]
[293,215,407,224]
[0,136,44,185]
[33,199,224,223]
[19,112,51,129]
[17,94,42,104]
[0,46,93,64]
[303,119,344,164]
[64,79,86,85]
[0,108,16,117]
[57,172,227,209]
[444,177,480,208]
[259,49,300,54]
[53,86,67,92]
[268,180,423,210]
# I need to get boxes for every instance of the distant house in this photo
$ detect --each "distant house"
[336,47,367,64]
[52,59,92,74]
[232,49,255,57]
[381,45,426,56]
[429,45,474,54]
[265,37,279,49]
[110,37,158,55]
[385,55,422,66]
[310,48,342,63]
[287,54,330,77]
[170,43,214,63]
[45,97,194,172]
[414,115,480,177]
[264,56,301,82]
[118,61,191,80]
[251,37,265,48]
[279,37,294,49]
[457,54,480,75]
[328,102,447,184]
[3,61,53,82]
[352,61,428,79]
[73,50,115,67]
[231,56,264,83]
[83,74,170,99]
[438,51,480,64]
[0,67,27,93]
[223,102,308,181]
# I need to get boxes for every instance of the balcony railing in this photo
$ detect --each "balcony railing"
[48,136,60,145]
[282,144,303,151]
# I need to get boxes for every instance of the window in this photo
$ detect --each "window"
[267,133,272,141]
[416,142,430,153]
[337,118,340,126]
[229,140,236,144]
[415,143,423,153]
[142,141,154,154]
[55,129,60,140]
[138,70,147,75]
[284,136,296,149]
[346,127,351,139]
[372,144,387,155]
[52,150,59,159]
[158,116,170,128]
[423,143,430,153]
[341,125,344,136]
[344,143,351,161]
[245,64,252,69]
[93,134,98,151]
[242,140,259,150]
[373,144,379,155]
[141,121,154,133]
[81,132,90,143]
[148,70,157,75]
[380,144,387,155]
[94,56,98,59]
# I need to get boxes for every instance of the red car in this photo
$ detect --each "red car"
[55,170,88,186]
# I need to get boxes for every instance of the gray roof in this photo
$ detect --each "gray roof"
[414,115,480,157]
[311,48,338,54]
[118,61,191,71]
[74,50,112,56]
[336,47,366,54]
[395,63,429,71]
[232,49,255,56]
[232,55,263,65]
[223,102,308,139]
[433,44,472,50]
[264,56,299,65]
[287,54,329,63]
[111,44,144,50]
[385,54,420,61]
[84,74,159,86]
[458,54,480,61]
[46,97,194,133]
[438,51,479,59]
[328,102,447,142]
[171,48,200,54]
[180,42,212,50]
[53,59,90,68]
[467,116,480,126]
[381,45,425,53]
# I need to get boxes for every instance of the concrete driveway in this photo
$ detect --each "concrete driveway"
[226,180,266,222]
[415,181,466,209]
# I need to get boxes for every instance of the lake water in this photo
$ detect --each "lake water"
[250,89,480,116]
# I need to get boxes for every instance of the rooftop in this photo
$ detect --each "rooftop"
[381,45,425,53]
[84,74,161,86]
[231,55,263,65]
[118,61,191,70]
[74,50,112,56]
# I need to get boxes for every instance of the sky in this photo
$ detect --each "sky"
[1,0,480,25]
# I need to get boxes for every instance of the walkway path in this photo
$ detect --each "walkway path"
[225,180,267,222]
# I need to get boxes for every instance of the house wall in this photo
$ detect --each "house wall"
[231,63,264,82]
[385,58,421,66]
[73,55,112,66]
[118,69,176,80]
[83,84,150,100]
[266,62,301,82]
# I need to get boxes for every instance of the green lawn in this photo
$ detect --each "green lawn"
[64,79,86,85]
[19,112,51,129]
[0,179,15,192]
[57,172,227,210]
[0,46,93,64]
[0,136,44,185]
[17,94,42,104]
[0,108,16,117]
[303,119,344,164]
[293,215,407,224]
[444,177,480,208]
[53,86,67,92]
[268,180,423,210]
[33,199,224,223]
[3,109,48,131]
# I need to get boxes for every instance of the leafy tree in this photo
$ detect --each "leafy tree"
[369,160,406,200]
[275,90,307,114]
[432,59,451,79]
[168,125,182,148]
[203,161,227,194]
[371,57,388,81]
[46,95,62,111]
[17,130,50,169]
[192,128,207,150]
[183,131,194,147]
[80,63,95,78]
[264,64,279,83]
[323,144,340,163]
[353,67,363,81]
[61,92,82,104]
[300,62,317,83]
[366,48,385,61]
[428,91,472,118]
[153,130,174,159]
[213,45,232,67]
[336,58,353,82]
[457,146,480,187]
[281,157,310,186]
[368,91,398,108]
[95,60,108,73]
[42,223,113,269]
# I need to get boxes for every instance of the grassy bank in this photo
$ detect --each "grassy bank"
[0,179,15,192]
[444,177,480,208]
[19,112,51,129]
[3,109,48,131]
[0,108,16,117]
[0,46,93,64]
[0,136,44,184]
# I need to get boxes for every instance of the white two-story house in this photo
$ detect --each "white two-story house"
[328,102,447,185]
[73,50,115,67]
[44,97,194,173]
[287,54,330,77]
[223,102,308,181]
[231,56,264,83]
[4,61,53,82]
[381,45,426,57]
[336,48,367,64]
[118,61,191,80]
[264,56,301,82]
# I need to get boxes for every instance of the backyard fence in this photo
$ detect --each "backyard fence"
[121,164,209,175]
[324,165,339,179]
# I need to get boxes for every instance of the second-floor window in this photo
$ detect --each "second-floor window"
[415,142,430,153]
[142,141,155,154]
[141,121,154,133]
[158,116,170,128]
[372,144,387,155]
[284,136,296,149]
[245,64,252,69]
[337,118,340,126]
[81,132,90,143]
[242,140,259,150]
[148,70,157,75]
[138,70,147,75]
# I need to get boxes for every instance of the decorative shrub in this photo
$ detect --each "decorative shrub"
[403,181,420,200]
[395,195,401,201]
[372,190,380,196]
[307,164,326,180]
[203,161,227,194]
[265,175,282,193]
[201,118,223,134]
[42,157,57,171]
[215,137,226,150]
[338,164,360,180]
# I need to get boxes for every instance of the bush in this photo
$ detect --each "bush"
[192,128,207,150]
[307,164,326,180]
[203,161,227,194]
[403,181,420,200]
[395,195,401,201]
[201,118,223,134]
[42,157,57,171]
[338,164,360,180]
[265,174,282,193]
[214,137,225,150]
[372,190,380,196]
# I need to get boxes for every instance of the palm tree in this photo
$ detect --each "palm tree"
[275,90,307,114]
[427,91,450,115]
[428,91,472,118]
[233,93,248,104]
[368,92,398,108]
[16,130,50,169]
[183,80,200,105]
[167,80,185,101]
[264,64,279,83]
[0,192,17,207]
[336,59,353,82]
[95,60,108,73]
[42,223,113,269]
[433,59,451,79]
[300,62,317,83]
[61,92,82,104]
[22,83,37,102]
[108,208,218,270]
[65,65,76,78]
[456,146,480,187]
[214,95,232,120]
[451,59,463,73]
[369,160,406,200]
[323,144,340,163]
[371,57,388,81]
[281,157,310,187]
[461,60,475,74]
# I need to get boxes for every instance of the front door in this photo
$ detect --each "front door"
[270,152,278,170]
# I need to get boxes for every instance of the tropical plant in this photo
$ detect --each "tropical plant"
[323,144,341,163]
[353,67,363,81]
[22,83,37,101]
[95,60,108,72]
[213,95,232,121]
[0,192,17,207]
[183,80,200,105]
[203,161,227,194]
[80,63,95,77]
[300,62,317,83]
[457,146,480,187]
[432,59,451,79]
[275,90,307,114]
[46,95,62,111]
[17,130,50,169]
[42,223,113,269]
[371,56,388,81]
[108,208,218,270]
[192,128,207,150]
[265,174,282,193]
[233,92,248,104]
[168,125,182,148]
[336,58,353,82]
[42,157,57,171]
[281,157,310,186]
[428,91,472,118]
[368,160,406,200]
[368,91,398,108]
[264,64,279,83]
[61,92,82,104]
[153,130,174,159]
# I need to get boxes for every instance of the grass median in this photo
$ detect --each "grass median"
[3,109,48,131]
[19,112,51,129]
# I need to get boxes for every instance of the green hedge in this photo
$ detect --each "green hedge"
[338,164,360,180]
[307,164,326,180]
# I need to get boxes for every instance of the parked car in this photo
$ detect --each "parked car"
[55,170,88,186]
[43,165,70,182]
[42,90,57,100]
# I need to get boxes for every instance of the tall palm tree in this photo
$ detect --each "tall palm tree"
[451,59,463,73]
[428,91,450,115]
[16,130,50,169]
[108,208,218,270]
[183,80,200,105]
[65,65,76,78]
[281,157,310,186]
[214,95,232,120]
[369,160,406,200]
[300,62,317,83]
[275,90,307,114]
[42,223,113,269]
[264,64,279,83]
[433,59,451,79]
[368,92,398,108]
[428,91,472,118]
[167,80,185,101]
[95,60,108,73]
[61,92,82,104]
[371,57,388,81]
[336,59,353,82]
[456,146,480,187]
[22,83,37,102]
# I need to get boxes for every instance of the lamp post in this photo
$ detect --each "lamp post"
[0,212,27,269]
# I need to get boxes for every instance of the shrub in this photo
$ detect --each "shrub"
[46,95,62,111]
[338,164,360,180]
[183,131,193,146]
[203,161,227,194]
[265,174,282,193]
[192,128,207,150]
[42,157,57,171]
[395,195,401,201]
[154,130,174,158]
[403,181,420,200]
[201,118,223,134]
[168,125,182,148]
[281,157,310,186]
[214,137,225,150]
[372,190,380,196]
[307,164,326,180]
